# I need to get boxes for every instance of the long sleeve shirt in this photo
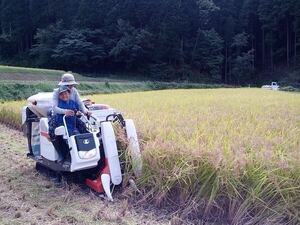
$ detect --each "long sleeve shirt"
[52,87,88,115]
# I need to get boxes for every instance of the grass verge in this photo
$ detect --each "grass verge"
[0,82,233,101]
[0,65,65,76]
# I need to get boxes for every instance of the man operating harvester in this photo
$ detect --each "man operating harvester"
[48,73,91,164]
[53,73,91,117]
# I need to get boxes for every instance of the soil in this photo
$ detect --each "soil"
[0,124,169,225]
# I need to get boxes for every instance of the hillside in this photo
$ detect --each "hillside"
[0,65,233,101]
[0,65,136,83]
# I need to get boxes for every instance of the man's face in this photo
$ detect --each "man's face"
[59,91,70,101]
[67,85,74,89]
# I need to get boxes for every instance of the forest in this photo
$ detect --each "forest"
[0,0,300,84]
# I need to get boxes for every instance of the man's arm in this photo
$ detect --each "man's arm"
[73,88,88,114]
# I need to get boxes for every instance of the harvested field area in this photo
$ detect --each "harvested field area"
[0,124,169,225]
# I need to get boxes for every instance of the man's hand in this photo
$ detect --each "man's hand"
[65,109,75,116]
[86,111,92,116]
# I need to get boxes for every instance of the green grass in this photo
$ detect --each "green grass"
[0,65,65,76]
[0,65,235,101]
[0,81,233,101]
[0,65,90,83]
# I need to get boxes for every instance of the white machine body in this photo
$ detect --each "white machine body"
[91,109,117,121]
[40,118,59,161]
[38,116,101,172]
[22,92,142,199]
[101,122,122,185]
[69,132,101,172]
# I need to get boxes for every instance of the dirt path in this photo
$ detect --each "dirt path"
[0,124,169,225]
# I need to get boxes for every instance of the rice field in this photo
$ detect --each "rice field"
[1,88,300,224]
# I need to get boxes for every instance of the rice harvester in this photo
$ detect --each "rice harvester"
[21,92,142,201]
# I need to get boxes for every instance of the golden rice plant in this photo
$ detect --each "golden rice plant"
[87,89,300,224]
[0,100,24,130]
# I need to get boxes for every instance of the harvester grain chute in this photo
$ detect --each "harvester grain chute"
[21,92,142,201]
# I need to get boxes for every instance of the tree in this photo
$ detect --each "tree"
[30,22,65,67]
[231,33,254,84]
[75,0,100,29]
[291,0,300,67]
[1,0,31,54]
[109,19,153,70]
[0,0,299,83]
[52,29,107,70]
[192,29,224,80]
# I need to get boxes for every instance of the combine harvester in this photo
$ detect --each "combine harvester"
[21,93,142,201]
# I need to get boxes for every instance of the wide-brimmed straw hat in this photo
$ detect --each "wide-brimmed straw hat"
[58,73,78,86]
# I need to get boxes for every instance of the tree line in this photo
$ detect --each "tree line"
[0,0,299,84]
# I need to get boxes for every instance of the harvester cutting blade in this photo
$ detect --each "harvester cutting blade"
[101,174,113,201]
